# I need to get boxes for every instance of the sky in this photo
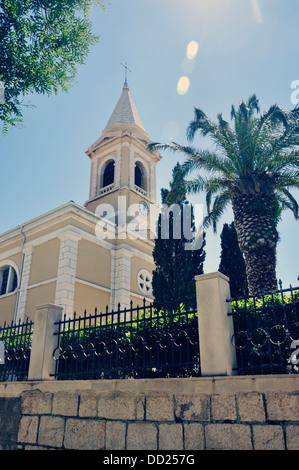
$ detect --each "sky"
[0,0,299,287]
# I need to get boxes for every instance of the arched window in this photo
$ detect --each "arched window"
[135,162,146,190]
[0,265,18,296]
[102,160,115,187]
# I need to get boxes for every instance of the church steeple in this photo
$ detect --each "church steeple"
[104,82,146,134]
[84,82,161,218]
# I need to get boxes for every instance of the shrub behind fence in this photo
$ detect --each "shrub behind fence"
[229,284,299,375]
[1,274,298,383]
[51,299,200,380]
[0,318,33,382]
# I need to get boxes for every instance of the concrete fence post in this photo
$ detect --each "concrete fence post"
[28,304,63,381]
[195,272,237,376]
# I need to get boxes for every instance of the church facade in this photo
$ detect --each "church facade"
[0,82,161,324]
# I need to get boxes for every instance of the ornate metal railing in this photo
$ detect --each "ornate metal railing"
[52,298,200,380]
[229,283,299,375]
[0,317,34,382]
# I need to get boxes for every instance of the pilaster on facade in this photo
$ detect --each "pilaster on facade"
[129,149,134,189]
[54,231,81,319]
[14,245,34,324]
[110,247,133,311]
[90,157,99,199]
[115,149,121,188]
[149,165,155,202]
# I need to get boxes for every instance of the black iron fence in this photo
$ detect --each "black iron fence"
[1,281,298,383]
[0,317,34,382]
[229,284,299,375]
[51,299,200,380]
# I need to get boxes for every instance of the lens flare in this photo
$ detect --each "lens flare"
[251,0,263,24]
[186,41,199,60]
[181,58,195,75]
[177,76,190,95]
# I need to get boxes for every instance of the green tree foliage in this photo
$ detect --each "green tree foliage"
[0,0,105,135]
[152,163,206,305]
[219,221,248,298]
[150,96,299,295]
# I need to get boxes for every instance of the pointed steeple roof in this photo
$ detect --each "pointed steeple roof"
[104,82,146,132]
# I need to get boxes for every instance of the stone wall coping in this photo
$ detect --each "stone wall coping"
[0,375,298,398]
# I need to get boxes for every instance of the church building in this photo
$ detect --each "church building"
[0,81,161,324]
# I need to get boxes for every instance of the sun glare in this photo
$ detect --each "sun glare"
[251,0,263,24]
[177,76,190,95]
[186,40,199,60]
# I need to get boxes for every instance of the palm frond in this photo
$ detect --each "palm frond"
[275,188,299,219]
[203,190,232,233]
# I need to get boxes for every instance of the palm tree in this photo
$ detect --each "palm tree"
[150,96,299,296]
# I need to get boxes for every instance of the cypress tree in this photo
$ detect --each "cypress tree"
[219,221,248,298]
[152,163,206,305]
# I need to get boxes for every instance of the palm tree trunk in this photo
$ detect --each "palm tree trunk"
[243,245,278,295]
[232,192,279,296]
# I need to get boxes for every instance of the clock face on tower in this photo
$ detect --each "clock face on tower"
[139,200,149,216]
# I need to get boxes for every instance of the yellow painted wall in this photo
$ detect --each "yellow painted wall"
[0,293,17,326]
[73,282,110,315]
[30,239,60,285]
[26,282,56,321]
[76,240,111,288]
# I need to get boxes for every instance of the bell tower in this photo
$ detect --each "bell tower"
[84,81,161,310]
[84,81,161,225]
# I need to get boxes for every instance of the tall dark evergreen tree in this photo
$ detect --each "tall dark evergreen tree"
[150,95,299,295]
[219,221,248,298]
[152,163,206,304]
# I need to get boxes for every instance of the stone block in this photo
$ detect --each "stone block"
[211,394,237,421]
[252,425,285,450]
[17,416,39,444]
[38,415,65,448]
[184,423,204,450]
[21,391,52,415]
[285,425,299,450]
[0,397,21,414]
[146,393,174,421]
[237,392,266,422]
[158,423,183,450]
[0,413,19,447]
[64,418,105,450]
[127,422,157,450]
[97,392,144,421]
[52,391,79,417]
[174,393,210,422]
[79,391,99,418]
[106,421,126,450]
[205,423,252,450]
[265,392,299,421]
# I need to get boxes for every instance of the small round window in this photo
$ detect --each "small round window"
[137,269,152,296]
[0,265,18,296]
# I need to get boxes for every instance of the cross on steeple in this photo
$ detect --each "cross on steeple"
[121,62,131,85]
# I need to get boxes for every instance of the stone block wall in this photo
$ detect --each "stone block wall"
[0,376,298,450]
[0,397,22,449]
